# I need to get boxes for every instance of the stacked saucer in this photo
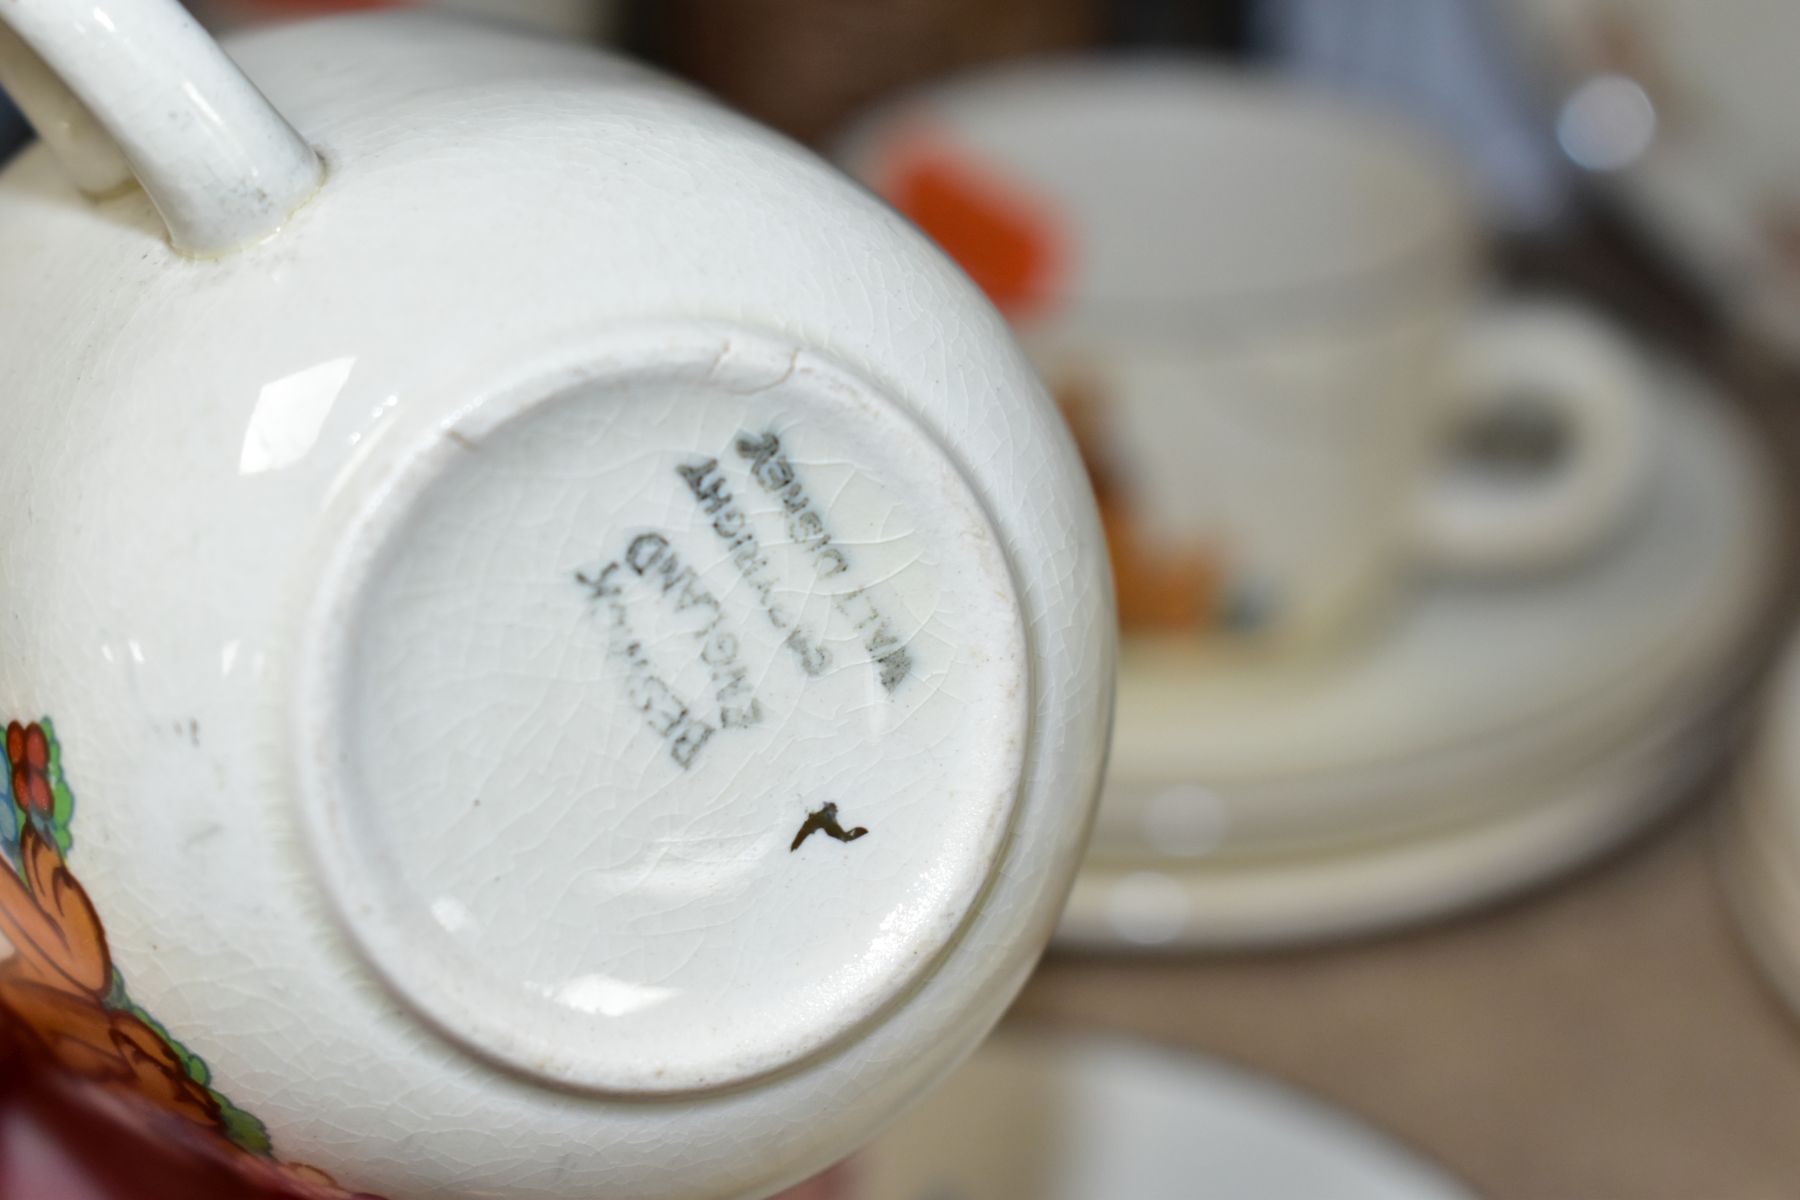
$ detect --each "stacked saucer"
[1722,629,1800,1015]
[1059,363,1782,949]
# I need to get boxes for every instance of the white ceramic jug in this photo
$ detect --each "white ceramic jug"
[0,5,1113,1197]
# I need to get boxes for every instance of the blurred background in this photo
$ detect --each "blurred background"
[5,1,1800,1198]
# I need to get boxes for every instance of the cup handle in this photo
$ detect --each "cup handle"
[0,0,322,255]
[1415,300,1657,575]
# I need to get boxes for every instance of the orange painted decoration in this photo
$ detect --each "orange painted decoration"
[1056,378,1224,633]
[0,721,379,1199]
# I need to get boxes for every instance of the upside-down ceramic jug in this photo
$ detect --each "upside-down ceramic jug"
[0,4,1114,1197]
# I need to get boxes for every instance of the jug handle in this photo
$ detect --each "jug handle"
[0,24,133,196]
[0,0,323,255]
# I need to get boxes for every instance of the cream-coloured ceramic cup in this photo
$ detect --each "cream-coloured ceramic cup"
[839,63,1656,652]
[0,6,1112,1199]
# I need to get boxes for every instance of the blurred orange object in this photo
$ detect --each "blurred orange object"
[879,134,1065,321]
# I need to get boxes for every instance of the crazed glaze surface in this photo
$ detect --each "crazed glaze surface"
[0,11,1112,1199]
[298,327,1033,1094]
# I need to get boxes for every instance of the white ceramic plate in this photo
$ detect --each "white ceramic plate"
[1097,363,1779,859]
[1060,677,1742,951]
[840,1030,1475,1200]
[1511,0,1800,354]
[1718,627,1800,1021]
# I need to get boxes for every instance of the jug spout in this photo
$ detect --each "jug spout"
[0,0,323,255]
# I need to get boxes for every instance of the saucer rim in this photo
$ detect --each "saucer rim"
[856,1025,1479,1200]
